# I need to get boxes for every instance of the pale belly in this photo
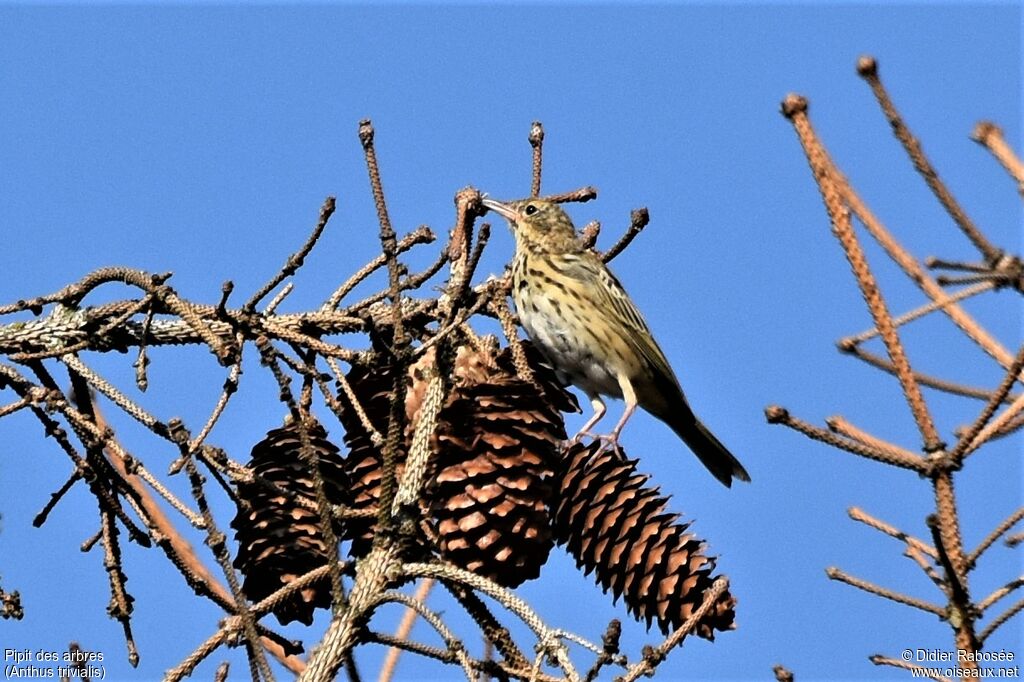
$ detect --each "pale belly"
[514,289,624,399]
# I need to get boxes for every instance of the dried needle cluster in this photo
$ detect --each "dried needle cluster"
[0,119,735,681]
[769,56,1023,679]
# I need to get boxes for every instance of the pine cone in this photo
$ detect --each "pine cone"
[231,418,348,626]
[429,346,566,587]
[554,442,737,638]
[336,361,408,557]
[338,340,572,584]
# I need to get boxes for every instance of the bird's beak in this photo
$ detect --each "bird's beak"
[481,197,519,223]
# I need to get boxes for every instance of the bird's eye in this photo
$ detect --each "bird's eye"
[524,204,538,216]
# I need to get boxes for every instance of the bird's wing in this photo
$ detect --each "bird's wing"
[556,253,681,389]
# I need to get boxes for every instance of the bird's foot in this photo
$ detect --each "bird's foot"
[571,430,624,455]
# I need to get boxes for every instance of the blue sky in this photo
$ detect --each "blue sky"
[0,3,1020,681]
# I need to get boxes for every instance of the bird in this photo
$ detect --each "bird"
[481,196,750,487]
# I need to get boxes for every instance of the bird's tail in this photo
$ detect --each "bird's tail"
[666,406,750,488]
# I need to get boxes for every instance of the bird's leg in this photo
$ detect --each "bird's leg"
[572,394,607,443]
[609,402,637,440]
[607,377,638,451]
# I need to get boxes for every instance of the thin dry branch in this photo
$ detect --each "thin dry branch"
[360,119,412,532]
[441,579,531,673]
[870,655,952,682]
[782,93,943,452]
[530,121,544,197]
[842,280,995,346]
[959,391,1024,459]
[840,343,1018,404]
[840,175,1017,372]
[773,665,795,682]
[976,575,1023,614]
[781,91,1019,374]
[972,121,1024,195]
[766,406,927,472]
[950,343,1024,463]
[244,196,336,312]
[88,386,304,673]
[583,620,623,682]
[178,441,275,682]
[978,597,1024,645]
[579,220,601,250]
[322,225,436,311]
[378,579,437,682]
[370,592,474,681]
[826,567,946,617]
[857,56,1003,265]
[601,208,650,263]
[826,416,924,466]
[0,297,392,359]
[969,507,1024,568]
[542,186,598,205]
[846,507,937,559]
[614,578,730,682]
[926,514,976,653]
[404,562,581,682]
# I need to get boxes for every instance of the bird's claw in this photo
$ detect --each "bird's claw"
[570,430,624,455]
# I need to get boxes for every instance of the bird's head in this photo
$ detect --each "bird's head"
[481,197,580,253]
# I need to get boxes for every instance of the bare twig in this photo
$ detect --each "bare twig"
[870,655,951,682]
[378,579,437,682]
[969,507,1024,568]
[843,281,995,346]
[976,575,1023,614]
[264,282,294,315]
[529,121,544,197]
[11,295,155,362]
[778,74,1021,672]
[840,343,1018,404]
[187,351,244,456]
[583,620,622,682]
[375,583,475,682]
[773,665,795,682]
[404,563,580,682]
[244,196,336,312]
[542,186,598,205]
[959,391,1024,460]
[971,121,1024,196]
[840,168,1017,371]
[826,416,925,467]
[826,567,945,617]
[951,344,1024,463]
[766,406,927,472]
[857,56,1003,265]
[782,93,943,452]
[615,578,730,682]
[601,208,649,263]
[579,221,601,250]
[978,597,1024,645]
[359,119,410,529]
[442,580,531,673]
[323,225,435,310]
[846,507,937,559]
[33,467,84,528]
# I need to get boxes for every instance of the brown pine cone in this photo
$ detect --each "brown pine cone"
[553,442,737,638]
[231,418,348,625]
[429,346,567,587]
